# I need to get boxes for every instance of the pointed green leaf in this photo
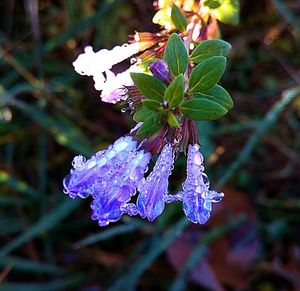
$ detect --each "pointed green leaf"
[164,74,184,109]
[190,40,232,63]
[167,112,180,128]
[164,33,188,76]
[202,85,233,110]
[137,114,164,136]
[130,72,166,101]
[142,99,162,112]
[212,0,240,25]
[171,4,187,33]
[133,106,154,122]
[189,56,226,93]
[180,97,228,120]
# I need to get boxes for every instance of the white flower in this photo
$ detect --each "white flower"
[73,43,140,103]
[97,65,141,104]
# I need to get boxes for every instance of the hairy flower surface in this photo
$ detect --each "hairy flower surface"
[181,144,224,224]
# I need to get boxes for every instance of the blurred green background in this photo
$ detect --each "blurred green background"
[0,0,300,290]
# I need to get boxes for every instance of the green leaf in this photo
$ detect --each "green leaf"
[189,56,226,93]
[167,112,180,128]
[171,4,187,33]
[133,106,153,122]
[203,85,234,110]
[180,97,228,120]
[137,114,164,136]
[142,99,162,112]
[130,72,166,101]
[164,74,184,109]
[164,33,188,77]
[212,0,240,25]
[203,0,221,9]
[190,40,232,63]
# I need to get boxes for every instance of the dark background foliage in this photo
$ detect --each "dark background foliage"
[0,0,300,290]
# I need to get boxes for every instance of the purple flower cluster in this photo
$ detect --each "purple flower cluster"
[63,136,224,226]
[63,136,150,226]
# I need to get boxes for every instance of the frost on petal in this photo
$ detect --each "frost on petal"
[63,150,108,199]
[98,66,140,103]
[91,149,151,226]
[72,46,100,76]
[181,144,224,224]
[73,43,140,77]
[72,43,140,104]
[63,136,137,200]
[137,144,174,222]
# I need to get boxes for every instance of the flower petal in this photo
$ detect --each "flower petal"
[181,144,224,224]
[137,144,174,221]
[91,148,151,226]
[63,136,138,199]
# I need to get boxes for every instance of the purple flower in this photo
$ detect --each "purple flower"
[63,137,137,199]
[63,136,151,226]
[149,60,169,81]
[91,149,151,226]
[63,139,223,226]
[180,144,224,224]
[136,144,174,221]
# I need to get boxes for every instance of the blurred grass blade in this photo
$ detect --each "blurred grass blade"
[271,0,300,34]
[0,256,64,275]
[0,195,28,206]
[2,86,92,155]
[108,218,189,291]
[0,218,24,236]
[0,275,85,291]
[43,0,124,53]
[217,87,300,189]
[170,214,247,291]
[1,0,124,87]
[0,170,39,198]
[74,222,145,249]
[0,198,81,257]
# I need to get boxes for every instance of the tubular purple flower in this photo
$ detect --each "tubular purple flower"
[63,136,138,200]
[149,60,169,81]
[136,144,174,222]
[64,136,152,226]
[91,149,151,226]
[181,144,224,224]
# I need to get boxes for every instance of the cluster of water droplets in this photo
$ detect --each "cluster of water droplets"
[63,136,151,226]
[136,144,174,221]
[63,138,224,226]
[180,144,224,224]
